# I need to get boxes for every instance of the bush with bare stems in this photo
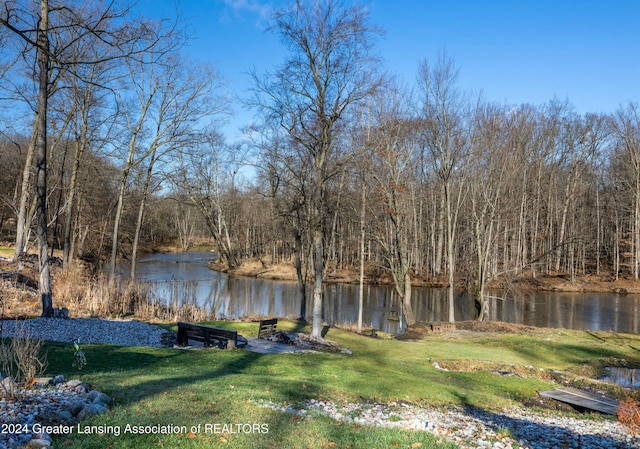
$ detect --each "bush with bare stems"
[0,321,48,399]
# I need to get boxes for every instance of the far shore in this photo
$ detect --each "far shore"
[206,256,640,295]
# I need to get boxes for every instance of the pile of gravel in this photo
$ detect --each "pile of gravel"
[0,317,170,347]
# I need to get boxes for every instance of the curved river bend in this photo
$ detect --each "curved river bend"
[113,252,640,334]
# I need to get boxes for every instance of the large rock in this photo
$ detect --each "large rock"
[77,402,109,421]
[88,390,112,405]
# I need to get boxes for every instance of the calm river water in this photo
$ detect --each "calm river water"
[114,251,640,334]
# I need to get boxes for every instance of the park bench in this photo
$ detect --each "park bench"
[177,322,247,349]
[258,318,278,339]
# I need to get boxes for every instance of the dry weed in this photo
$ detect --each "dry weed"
[618,397,640,431]
[0,321,48,398]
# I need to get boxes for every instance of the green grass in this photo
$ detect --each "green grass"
[41,321,640,449]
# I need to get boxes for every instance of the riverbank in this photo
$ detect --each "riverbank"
[209,257,640,294]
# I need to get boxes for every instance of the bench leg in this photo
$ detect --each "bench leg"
[177,327,188,346]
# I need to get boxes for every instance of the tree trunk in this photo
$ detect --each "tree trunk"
[131,152,157,279]
[311,228,324,338]
[357,180,366,334]
[63,135,86,268]
[402,271,416,326]
[36,0,53,317]
[446,182,455,322]
[14,122,38,262]
[294,227,307,321]
[109,166,129,285]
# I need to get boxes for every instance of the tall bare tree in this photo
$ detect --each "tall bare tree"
[251,0,382,338]
[1,0,179,315]
[367,84,418,326]
[419,53,468,323]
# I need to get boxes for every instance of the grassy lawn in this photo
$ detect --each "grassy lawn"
[41,321,640,449]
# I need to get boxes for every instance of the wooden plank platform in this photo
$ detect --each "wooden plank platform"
[539,387,619,415]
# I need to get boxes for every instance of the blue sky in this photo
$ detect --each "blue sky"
[135,0,640,140]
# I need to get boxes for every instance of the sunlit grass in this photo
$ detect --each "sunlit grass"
[41,321,640,448]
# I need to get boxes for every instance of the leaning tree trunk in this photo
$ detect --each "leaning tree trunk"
[130,150,157,279]
[14,122,37,263]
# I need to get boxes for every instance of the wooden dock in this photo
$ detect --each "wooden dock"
[539,387,619,415]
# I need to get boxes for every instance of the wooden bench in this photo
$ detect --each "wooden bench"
[258,318,278,339]
[177,322,247,349]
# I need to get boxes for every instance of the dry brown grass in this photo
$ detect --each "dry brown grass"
[618,397,640,431]
[0,259,213,322]
[55,267,212,321]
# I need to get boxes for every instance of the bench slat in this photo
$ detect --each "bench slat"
[177,322,245,349]
[258,318,278,339]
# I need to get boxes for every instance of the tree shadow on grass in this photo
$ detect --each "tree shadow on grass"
[510,339,640,368]
[462,405,637,449]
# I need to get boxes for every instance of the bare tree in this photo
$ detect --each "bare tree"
[611,103,640,279]
[419,53,468,323]
[367,84,418,326]
[250,0,382,338]
[174,131,243,269]
[1,0,179,315]
[127,57,227,279]
[467,102,517,320]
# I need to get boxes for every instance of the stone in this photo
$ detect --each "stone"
[1,376,17,392]
[52,374,65,385]
[63,400,85,416]
[88,390,111,405]
[34,377,54,386]
[77,402,108,421]
[58,410,74,421]
[27,438,52,448]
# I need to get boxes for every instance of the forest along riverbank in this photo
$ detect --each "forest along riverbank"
[208,257,640,294]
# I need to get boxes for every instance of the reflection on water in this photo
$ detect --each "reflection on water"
[604,367,640,388]
[112,252,640,334]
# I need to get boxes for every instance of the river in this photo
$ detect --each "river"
[112,251,640,334]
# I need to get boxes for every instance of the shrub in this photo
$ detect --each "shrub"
[0,321,48,398]
[618,397,640,431]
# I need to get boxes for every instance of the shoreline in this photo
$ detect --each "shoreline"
[208,258,640,294]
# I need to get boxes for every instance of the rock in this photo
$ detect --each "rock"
[64,380,89,394]
[52,374,65,385]
[77,402,108,421]
[2,376,17,392]
[27,438,52,448]
[34,377,53,386]
[63,400,85,416]
[340,347,353,355]
[88,390,111,405]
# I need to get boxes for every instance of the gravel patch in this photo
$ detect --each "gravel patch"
[0,317,169,347]
[254,399,640,449]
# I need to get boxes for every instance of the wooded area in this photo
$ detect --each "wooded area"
[1,1,639,331]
